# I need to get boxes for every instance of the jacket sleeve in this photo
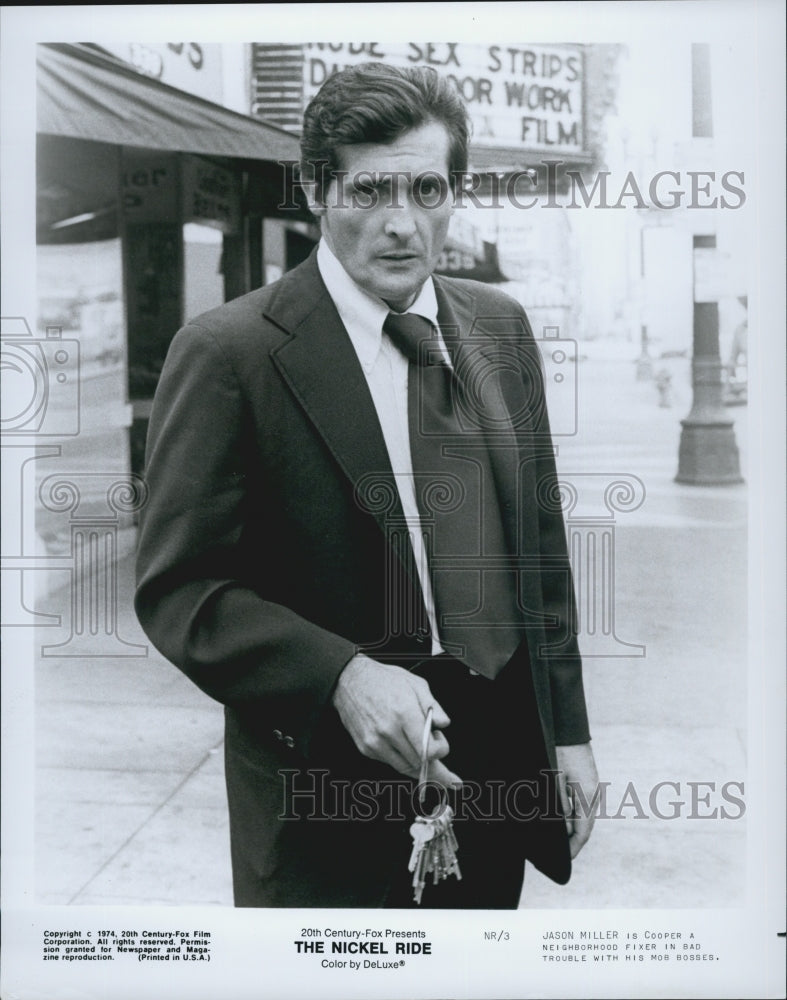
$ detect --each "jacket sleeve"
[517,309,591,747]
[134,323,357,755]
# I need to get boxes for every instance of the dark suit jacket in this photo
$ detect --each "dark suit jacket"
[135,249,590,906]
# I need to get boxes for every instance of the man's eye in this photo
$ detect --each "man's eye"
[419,179,442,196]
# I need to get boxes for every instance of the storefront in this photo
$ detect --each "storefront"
[36,42,304,477]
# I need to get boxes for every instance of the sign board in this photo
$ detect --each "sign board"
[302,42,585,156]
[181,156,241,235]
[121,150,179,222]
[100,42,224,104]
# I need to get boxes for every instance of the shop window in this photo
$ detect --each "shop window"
[34,136,130,551]
[183,223,225,322]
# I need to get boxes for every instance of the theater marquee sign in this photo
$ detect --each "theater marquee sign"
[253,42,587,163]
[307,42,584,156]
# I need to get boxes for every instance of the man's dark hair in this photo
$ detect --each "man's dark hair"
[299,62,470,202]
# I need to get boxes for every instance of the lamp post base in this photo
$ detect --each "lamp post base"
[675,420,744,485]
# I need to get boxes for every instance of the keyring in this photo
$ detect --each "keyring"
[418,706,434,805]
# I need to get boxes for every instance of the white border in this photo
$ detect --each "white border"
[2,4,784,998]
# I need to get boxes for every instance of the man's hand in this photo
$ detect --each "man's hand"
[332,654,462,790]
[555,743,599,859]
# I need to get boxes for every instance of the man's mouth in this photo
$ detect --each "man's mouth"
[379,252,419,261]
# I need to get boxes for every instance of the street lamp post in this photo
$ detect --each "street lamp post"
[675,45,743,487]
[675,238,743,484]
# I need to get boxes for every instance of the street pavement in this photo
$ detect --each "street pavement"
[33,347,748,908]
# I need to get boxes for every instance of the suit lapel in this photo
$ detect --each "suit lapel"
[265,252,409,537]
[433,276,527,556]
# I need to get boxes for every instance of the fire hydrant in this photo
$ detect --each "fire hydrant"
[655,369,672,408]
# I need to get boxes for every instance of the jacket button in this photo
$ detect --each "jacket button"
[273,729,283,741]
[283,735,295,749]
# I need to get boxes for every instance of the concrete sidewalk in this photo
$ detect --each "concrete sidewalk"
[34,353,749,908]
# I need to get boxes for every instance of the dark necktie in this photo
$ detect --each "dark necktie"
[383,311,522,678]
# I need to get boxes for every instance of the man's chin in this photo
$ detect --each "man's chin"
[370,276,427,312]
[381,290,421,312]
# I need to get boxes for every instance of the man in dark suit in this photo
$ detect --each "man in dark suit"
[135,62,597,908]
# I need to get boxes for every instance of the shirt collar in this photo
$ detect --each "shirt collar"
[317,239,439,372]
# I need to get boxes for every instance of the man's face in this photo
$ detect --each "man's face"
[310,120,455,312]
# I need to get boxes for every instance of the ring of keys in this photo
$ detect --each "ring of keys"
[407,707,462,904]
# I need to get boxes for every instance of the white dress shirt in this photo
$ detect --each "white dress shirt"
[317,238,448,655]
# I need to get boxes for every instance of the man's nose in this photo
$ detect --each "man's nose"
[383,199,418,240]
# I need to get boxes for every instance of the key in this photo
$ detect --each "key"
[405,710,463,903]
[429,804,462,882]
[412,832,434,904]
[408,818,434,872]
[409,817,435,903]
